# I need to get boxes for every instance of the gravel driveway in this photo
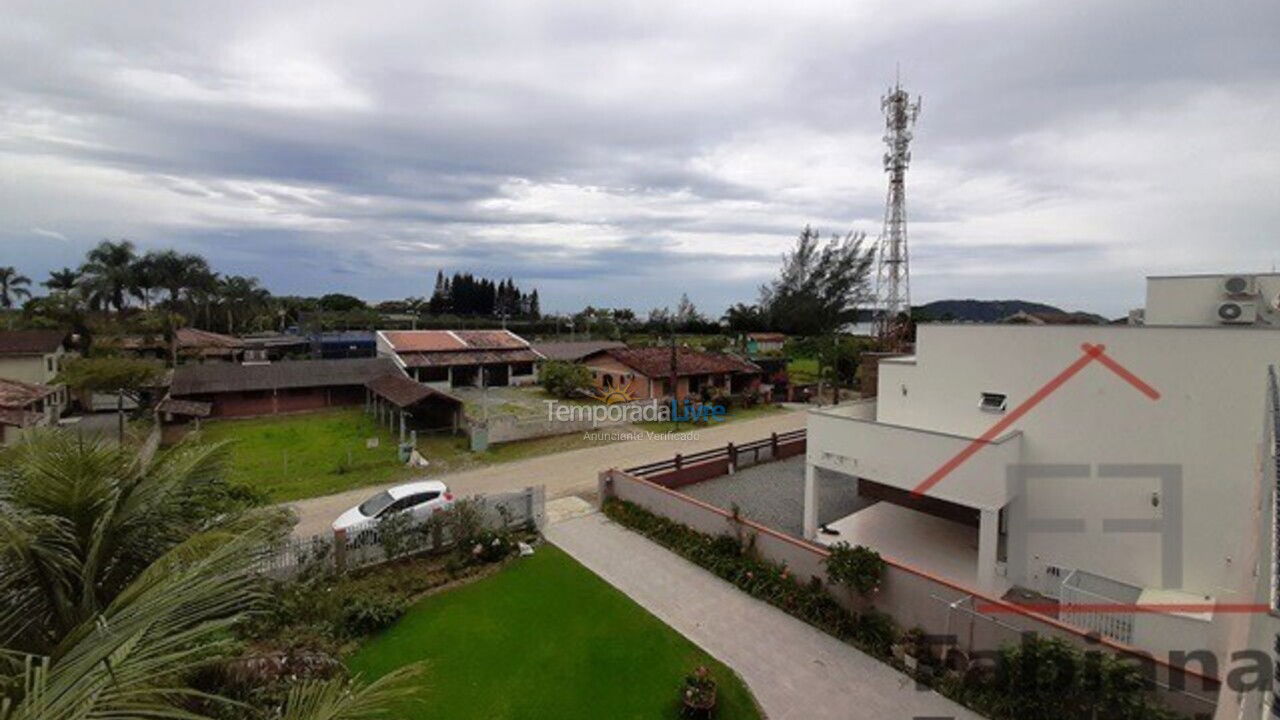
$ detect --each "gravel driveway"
[681,456,867,537]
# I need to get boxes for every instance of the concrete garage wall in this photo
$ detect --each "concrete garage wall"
[598,467,1221,718]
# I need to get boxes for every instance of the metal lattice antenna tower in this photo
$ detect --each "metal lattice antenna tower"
[874,78,922,338]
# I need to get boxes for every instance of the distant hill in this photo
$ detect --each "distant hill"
[913,299,1108,324]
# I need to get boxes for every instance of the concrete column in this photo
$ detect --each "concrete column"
[398,410,406,443]
[803,462,819,539]
[978,507,999,592]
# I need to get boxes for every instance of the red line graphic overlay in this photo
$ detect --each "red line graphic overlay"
[910,343,1160,498]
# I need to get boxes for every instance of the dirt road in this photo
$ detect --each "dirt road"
[287,409,807,536]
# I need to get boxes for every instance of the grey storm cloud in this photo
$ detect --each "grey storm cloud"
[1,0,1278,316]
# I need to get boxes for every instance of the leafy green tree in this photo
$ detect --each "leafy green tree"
[56,356,165,407]
[759,226,875,337]
[318,293,366,312]
[538,360,594,398]
[721,303,767,333]
[0,267,32,309]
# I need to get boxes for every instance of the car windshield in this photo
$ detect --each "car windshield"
[357,491,396,517]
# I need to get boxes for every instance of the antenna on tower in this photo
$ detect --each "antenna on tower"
[873,75,922,344]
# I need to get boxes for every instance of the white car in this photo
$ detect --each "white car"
[332,480,454,532]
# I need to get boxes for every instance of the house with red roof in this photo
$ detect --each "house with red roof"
[0,377,59,445]
[580,347,764,402]
[376,330,543,389]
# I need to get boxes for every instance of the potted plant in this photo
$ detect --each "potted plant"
[681,665,717,717]
[898,627,929,673]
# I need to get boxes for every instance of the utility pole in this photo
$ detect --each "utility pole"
[669,320,679,430]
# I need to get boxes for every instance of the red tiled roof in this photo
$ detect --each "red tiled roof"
[382,330,532,353]
[399,348,542,368]
[0,377,56,408]
[383,331,467,352]
[0,330,65,356]
[586,347,760,378]
[748,332,786,342]
[366,373,462,408]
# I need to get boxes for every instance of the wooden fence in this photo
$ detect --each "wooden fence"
[625,428,805,489]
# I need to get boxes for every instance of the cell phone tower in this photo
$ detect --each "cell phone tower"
[874,78,922,339]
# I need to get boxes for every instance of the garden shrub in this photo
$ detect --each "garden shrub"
[336,594,407,638]
[825,542,885,595]
[602,498,1183,720]
[538,360,594,398]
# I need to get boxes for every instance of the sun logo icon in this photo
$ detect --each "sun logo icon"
[590,379,638,405]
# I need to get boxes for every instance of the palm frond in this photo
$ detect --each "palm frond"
[277,663,428,720]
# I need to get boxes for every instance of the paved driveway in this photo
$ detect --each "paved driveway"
[547,512,982,720]
[288,409,806,536]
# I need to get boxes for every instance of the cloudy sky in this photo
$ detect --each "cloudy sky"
[2,1,1277,317]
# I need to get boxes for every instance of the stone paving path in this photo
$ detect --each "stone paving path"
[546,512,983,720]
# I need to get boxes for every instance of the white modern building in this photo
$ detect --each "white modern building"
[804,272,1280,665]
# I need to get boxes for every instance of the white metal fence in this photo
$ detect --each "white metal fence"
[1059,568,1140,645]
[260,486,546,578]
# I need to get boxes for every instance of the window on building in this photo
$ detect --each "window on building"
[511,362,534,376]
[979,392,1008,413]
[46,356,54,374]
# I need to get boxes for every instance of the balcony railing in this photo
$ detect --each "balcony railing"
[807,401,1023,510]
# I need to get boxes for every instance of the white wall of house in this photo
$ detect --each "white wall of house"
[1145,273,1280,327]
[0,347,65,385]
[0,349,67,413]
[869,323,1278,603]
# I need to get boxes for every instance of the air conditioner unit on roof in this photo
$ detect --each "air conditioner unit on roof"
[1217,301,1257,324]
[1222,275,1256,296]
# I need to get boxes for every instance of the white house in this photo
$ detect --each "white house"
[803,272,1280,664]
[0,330,67,415]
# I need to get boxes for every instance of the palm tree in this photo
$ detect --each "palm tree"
[0,267,32,309]
[130,254,159,310]
[43,268,80,295]
[218,275,270,334]
[79,240,137,312]
[0,433,426,718]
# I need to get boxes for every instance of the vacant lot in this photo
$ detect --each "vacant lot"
[199,408,628,502]
[348,544,761,720]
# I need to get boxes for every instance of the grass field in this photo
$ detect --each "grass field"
[198,408,624,502]
[786,357,820,384]
[347,544,762,720]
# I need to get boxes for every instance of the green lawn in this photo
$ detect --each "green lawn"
[348,544,762,719]
[198,408,626,502]
[786,357,819,384]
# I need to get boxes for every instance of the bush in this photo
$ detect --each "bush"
[468,529,514,564]
[825,542,885,595]
[601,499,1181,720]
[335,594,407,638]
[538,360,594,398]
